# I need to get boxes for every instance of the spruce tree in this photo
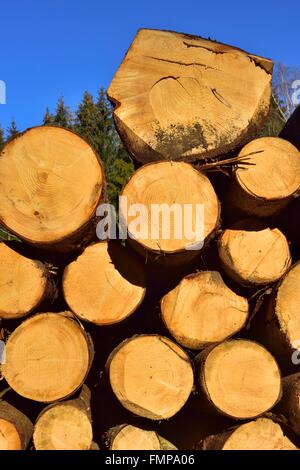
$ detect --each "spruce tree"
[96,88,134,206]
[0,123,4,151]
[74,88,134,206]
[43,107,54,126]
[53,97,73,128]
[74,91,99,144]
[7,118,19,139]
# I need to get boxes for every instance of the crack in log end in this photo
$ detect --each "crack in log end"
[157,336,192,364]
[180,38,273,75]
[211,88,232,109]
[154,122,208,158]
[183,41,227,55]
[143,55,220,72]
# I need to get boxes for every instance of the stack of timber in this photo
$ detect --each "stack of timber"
[1,29,300,451]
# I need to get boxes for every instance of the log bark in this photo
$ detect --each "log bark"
[0,400,33,450]
[107,335,194,420]
[108,28,272,164]
[0,126,105,252]
[63,241,146,325]
[33,385,93,450]
[195,339,281,419]
[251,261,300,369]
[274,373,300,436]
[104,424,177,450]
[228,137,300,217]
[218,219,291,286]
[120,161,220,265]
[160,271,248,349]
[201,418,297,450]
[0,242,57,320]
[1,312,94,402]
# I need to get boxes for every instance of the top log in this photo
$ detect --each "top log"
[108,28,273,164]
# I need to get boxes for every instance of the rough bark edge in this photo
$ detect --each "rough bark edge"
[0,244,58,320]
[103,424,177,450]
[227,178,293,218]
[0,400,33,450]
[33,384,93,450]
[199,417,297,450]
[254,260,300,369]
[274,373,300,437]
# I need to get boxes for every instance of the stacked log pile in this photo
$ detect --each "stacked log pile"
[1,28,300,451]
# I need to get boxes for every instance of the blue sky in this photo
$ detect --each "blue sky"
[0,0,299,132]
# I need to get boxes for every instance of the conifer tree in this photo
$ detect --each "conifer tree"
[0,123,4,151]
[7,117,19,139]
[53,97,73,128]
[74,91,99,144]
[43,107,54,126]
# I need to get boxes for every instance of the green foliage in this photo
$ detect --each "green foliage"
[43,107,54,126]
[0,124,4,151]
[7,117,19,139]
[53,96,73,128]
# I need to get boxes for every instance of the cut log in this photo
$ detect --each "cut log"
[0,242,57,320]
[201,418,297,450]
[229,137,300,217]
[161,271,248,349]
[218,220,291,286]
[107,335,194,420]
[274,373,300,436]
[120,161,220,264]
[251,261,300,368]
[108,28,272,164]
[0,400,33,450]
[63,241,146,325]
[1,312,93,402]
[196,339,281,419]
[0,126,105,252]
[33,385,93,450]
[104,424,177,450]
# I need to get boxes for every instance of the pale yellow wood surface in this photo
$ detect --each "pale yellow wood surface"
[109,335,193,420]
[0,243,47,319]
[108,29,272,163]
[33,404,93,450]
[2,313,91,402]
[202,340,281,419]
[0,127,103,245]
[63,242,146,325]
[161,271,248,349]
[219,222,291,285]
[120,161,220,253]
